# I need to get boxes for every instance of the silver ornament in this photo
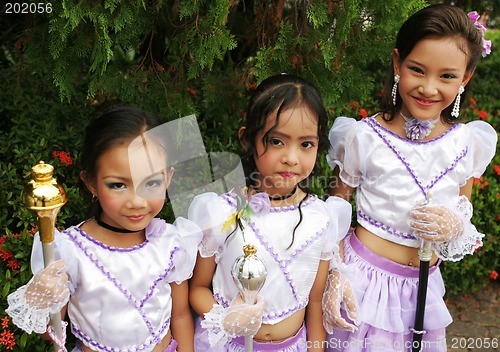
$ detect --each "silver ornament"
[231,244,267,304]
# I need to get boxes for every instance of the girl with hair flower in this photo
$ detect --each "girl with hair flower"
[323,4,497,351]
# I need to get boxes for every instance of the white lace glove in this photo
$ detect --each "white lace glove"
[6,260,70,334]
[322,257,359,334]
[409,196,483,261]
[201,294,265,347]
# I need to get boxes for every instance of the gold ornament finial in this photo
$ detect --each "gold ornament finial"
[22,161,67,243]
[243,244,257,257]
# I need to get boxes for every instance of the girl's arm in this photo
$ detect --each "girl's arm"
[170,281,194,352]
[328,167,355,201]
[189,254,218,316]
[459,178,473,199]
[305,259,329,351]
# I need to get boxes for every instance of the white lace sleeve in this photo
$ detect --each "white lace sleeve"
[201,303,235,347]
[432,196,484,262]
[6,277,67,334]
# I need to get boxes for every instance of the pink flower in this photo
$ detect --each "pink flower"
[468,11,492,57]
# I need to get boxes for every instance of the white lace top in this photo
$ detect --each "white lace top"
[188,192,352,325]
[327,116,497,248]
[30,217,202,352]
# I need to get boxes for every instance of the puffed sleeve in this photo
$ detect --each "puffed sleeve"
[461,121,497,184]
[31,228,79,294]
[326,117,364,187]
[325,196,352,244]
[161,217,203,284]
[188,192,235,260]
[318,196,353,262]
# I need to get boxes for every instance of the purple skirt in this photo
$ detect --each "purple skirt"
[325,233,451,352]
[194,316,308,351]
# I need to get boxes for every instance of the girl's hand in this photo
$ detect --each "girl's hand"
[6,259,70,334]
[409,204,464,242]
[26,260,70,310]
[322,269,358,333]
[201,293,265,347]
[222,294,265,337]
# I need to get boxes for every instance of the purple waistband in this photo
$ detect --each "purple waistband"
[163,337,178,352]
[349,232,439,278]
[232,323,305,350]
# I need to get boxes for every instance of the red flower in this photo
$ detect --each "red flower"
[494,164,500,176]
[469,97,477,105]
[473,177,483,185]
[0,329,16,350]
[0,249,12,261]
[6,259,20,271]
[479,181,489,190]
[53,151,73,166]
[358,109,368,119]
[491,270,498,280]
[1,317,8,329]
[349,101,360,109]
[477,110,488,120]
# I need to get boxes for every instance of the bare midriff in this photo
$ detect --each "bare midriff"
[253,308,305,343]
[356,225,439,268]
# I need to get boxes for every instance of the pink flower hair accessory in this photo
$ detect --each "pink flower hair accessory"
[468,11,492,57]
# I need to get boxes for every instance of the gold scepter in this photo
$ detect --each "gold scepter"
[22,161,67,351]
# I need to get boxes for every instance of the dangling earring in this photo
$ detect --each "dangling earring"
[392,75,400,106]
[91,195,98,203]
[451,85,465,118]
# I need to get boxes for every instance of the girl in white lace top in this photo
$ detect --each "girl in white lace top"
[323,4,497,352]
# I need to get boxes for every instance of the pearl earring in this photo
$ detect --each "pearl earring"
[392,75,400,106]
[451,85,465,118]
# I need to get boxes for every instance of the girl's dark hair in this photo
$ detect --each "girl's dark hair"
[80,106,161,217]
[381,4,484,123]
[238,74,329,248]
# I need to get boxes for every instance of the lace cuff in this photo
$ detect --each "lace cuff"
[6,279,67,334]
[432,196,484,262]
[201,303,235,347]
[329,252,353,273]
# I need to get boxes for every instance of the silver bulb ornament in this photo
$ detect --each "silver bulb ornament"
[231,244,267,304]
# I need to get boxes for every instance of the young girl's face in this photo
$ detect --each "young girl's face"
[394,37,473,120]
[251,105,319,197]
[90,138,171,232]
